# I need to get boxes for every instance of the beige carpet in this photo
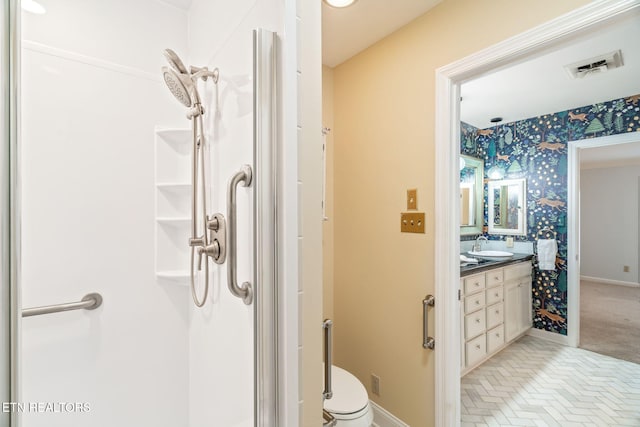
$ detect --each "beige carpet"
[580,280,640,364]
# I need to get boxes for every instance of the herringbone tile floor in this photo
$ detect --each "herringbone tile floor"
[461,335,640,427]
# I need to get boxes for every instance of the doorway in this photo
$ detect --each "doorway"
[435,1,640,424]
[569,133,640,364]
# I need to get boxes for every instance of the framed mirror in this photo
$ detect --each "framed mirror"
[460,155,484,236]
[488,178,527,235]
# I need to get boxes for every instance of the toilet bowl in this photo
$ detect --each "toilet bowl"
[323,365,373,427]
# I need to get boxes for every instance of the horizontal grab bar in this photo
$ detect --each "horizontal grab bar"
[22,293,103,318]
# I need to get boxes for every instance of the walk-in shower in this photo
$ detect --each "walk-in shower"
[161,49,225,307]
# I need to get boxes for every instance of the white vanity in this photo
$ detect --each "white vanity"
[460,257,532,375]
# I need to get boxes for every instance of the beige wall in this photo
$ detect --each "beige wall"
[328,0,591,425]
[322,65,335,321]
[299,0,323,426]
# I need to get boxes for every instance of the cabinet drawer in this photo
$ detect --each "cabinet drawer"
[487,324,505,353]
[486,302,504,330]
[486,286,503,306]
[504,262,532,281]
[464,274,485,294]
[464,308,486,339]
[486,269,504,287]
[466,334,487,366]
[464,291,486,314]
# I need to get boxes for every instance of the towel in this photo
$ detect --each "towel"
[537,239,557,270]
[460,255,479,264]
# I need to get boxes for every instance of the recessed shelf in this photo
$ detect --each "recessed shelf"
[155,127,191,285]
[157,182,191,191]
[156,270,190,284]
[157,217,191,227]
[155,128,191,145]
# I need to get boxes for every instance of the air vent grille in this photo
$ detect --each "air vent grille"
[564,50,623,79]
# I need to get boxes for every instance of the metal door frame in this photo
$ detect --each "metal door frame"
[1,1,21,426]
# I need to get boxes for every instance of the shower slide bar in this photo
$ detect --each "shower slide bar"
[22,293,103,318]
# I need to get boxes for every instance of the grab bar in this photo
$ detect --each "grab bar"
[22,293,103,318]
[227,165,253,305]
[422,295,435,349]
[322,409,337,426]
[322,319,333,400]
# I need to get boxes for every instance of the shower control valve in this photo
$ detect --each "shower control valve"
[189,236,205,247]
[197,241,221,270]
[206,213,227,265]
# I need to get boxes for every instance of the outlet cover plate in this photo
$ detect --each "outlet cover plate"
[401,212,425,233]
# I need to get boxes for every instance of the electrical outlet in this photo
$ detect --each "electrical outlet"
[624,265,630,272]
[401,212,425,233]
[407,189,417,210]
[371,374,380,396]
[506,237,514,248]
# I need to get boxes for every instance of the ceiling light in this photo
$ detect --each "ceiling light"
[22,0,46,14]
[323,0,358,8]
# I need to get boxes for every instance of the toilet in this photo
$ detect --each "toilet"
[323,365,374,427]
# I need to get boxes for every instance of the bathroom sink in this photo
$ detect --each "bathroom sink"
[467,250,514,259]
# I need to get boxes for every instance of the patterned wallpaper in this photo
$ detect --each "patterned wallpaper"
[461,93,640,335]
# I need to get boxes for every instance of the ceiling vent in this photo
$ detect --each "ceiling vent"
[564,50,623,79]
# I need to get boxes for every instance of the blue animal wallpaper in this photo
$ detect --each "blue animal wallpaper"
[461,93,640,335]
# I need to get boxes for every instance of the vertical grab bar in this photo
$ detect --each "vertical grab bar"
[227,165,253,305]
[423,295,435,349]
[322,319,333,400]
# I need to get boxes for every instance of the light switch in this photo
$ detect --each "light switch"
[407,189,417,210]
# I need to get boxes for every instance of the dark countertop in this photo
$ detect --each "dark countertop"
[460,253,533,277]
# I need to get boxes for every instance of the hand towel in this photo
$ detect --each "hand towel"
[460,255,479,264]
[537,239,557,270]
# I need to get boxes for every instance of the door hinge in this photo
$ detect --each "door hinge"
[458,289,462,301]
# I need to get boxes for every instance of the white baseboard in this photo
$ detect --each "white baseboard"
[581,275,640,288]
[527,327,569,346]
[370,401,410,427]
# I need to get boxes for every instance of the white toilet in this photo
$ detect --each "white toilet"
[323,365,374,427]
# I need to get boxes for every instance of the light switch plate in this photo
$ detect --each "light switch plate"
[401,212,425,233]
[407,189,417,210]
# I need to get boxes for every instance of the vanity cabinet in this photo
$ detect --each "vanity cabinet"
[461,260,532,375]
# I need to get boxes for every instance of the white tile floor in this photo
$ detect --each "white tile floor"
[461,335,640,427]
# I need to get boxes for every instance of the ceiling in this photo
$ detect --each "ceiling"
[460,10,640,130]
[322,0,441,67]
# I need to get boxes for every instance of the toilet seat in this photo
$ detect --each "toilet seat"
[323,365,371,419]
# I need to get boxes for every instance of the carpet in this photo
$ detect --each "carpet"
[580,280,640,365]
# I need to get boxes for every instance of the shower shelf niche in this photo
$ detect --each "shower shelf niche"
[154,127,191,286]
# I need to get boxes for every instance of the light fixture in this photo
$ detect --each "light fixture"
[323,0,358,8]
[22,0,46,14]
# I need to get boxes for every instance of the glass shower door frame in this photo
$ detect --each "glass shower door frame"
[1,1,21,426]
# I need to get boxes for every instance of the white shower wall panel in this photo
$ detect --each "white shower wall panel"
[185,1,283,426]
[20,2,189,426]
[22,0,188,76]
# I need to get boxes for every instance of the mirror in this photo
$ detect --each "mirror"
[488,178,526,235]
[460,155,484,235]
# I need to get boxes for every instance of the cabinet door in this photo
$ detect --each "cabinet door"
[518,277,532,333]
[504,281,520,342]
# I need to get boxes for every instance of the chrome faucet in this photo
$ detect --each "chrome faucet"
[474,235,488,252]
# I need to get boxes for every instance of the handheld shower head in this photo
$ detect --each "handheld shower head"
[163,48,188,74]
[162,66,193,107]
